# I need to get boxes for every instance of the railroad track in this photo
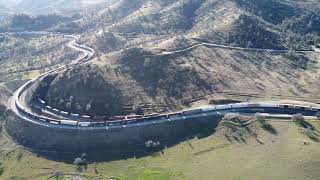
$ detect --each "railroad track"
[3,31,320,153]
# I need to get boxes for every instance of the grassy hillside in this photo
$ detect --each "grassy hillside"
[45,44,320,116]
[41,0,320,117]
[0,119,319,179]
[71,0,320,51]
[0,34,79,89]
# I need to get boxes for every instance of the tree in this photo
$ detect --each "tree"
[292,113,305,122]
[292,113,310,128]
[132,101,144,116]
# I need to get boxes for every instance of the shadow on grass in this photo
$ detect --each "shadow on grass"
[305,131,319,142]
[23,118,222,164]
[295,120,316,131]
[258,120,277,135]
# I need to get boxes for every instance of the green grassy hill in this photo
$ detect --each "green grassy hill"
[0,119,319,180]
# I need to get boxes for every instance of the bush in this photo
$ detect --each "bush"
[132,102,144,116]
[292,113,312,129]
[292,113,305,122]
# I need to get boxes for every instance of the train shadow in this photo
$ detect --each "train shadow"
[27,120,221,164]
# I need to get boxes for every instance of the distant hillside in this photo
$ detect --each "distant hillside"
[45,46,320,116]
[0,14,75,32]
[39,0,320,116]
[63,0,319,52]
[0,0,111,15]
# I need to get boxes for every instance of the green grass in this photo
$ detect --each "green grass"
[0,120,320,180]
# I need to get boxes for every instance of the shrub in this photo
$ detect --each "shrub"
[292,113,310,129]
[132,102,144,116]
[292,113,305,122]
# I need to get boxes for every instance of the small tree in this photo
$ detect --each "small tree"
[292,113,309,128]
[132,101,144,116]
[292,114,305,122]
[255,113,265,122]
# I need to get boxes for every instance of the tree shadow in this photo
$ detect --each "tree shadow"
[297,120,316,131]
[305,131,319,142]
[258,120,277,135]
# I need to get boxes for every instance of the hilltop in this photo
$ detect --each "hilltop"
[39,0,320,116]
[1,0,318,116]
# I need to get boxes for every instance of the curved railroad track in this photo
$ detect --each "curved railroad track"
[3,31,320,152]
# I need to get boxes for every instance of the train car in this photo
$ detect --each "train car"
[37,98,46,105]
[259,103,278,108]
[80,115,91,120]
[70,113,80,118]
[279,104,294,109]
[126,115,143,120]
[93,116,108,121]
[232,103,248,109]
[15,100,23,110]
[45,106,52,111]
[78,122,91,127]
[293,105,311,111]
[59,111,69,116]
[60,120,78,126]
[108,116,126,121]
[182,109,202,115]
[139,116,156,122]
[311,107,320,111]
[201,105,216,112]
[49,121,60,125]
[124,119,138,124]
[52,108,60,113]
[90,122,106,127]
[144,113,160,118]
[39,118,47,122]
[215,104,232,110]
[167,112,182,119]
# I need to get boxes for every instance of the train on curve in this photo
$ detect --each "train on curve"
[16,99,320,128]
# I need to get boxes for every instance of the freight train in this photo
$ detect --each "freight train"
[16,99,320,128]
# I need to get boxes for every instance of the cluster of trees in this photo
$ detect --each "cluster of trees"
[281,14,320,50]
[121,47,210,99]
[47,65,124,117]
[226,14,283,49]
[95,31,124,53]
[0,35,78,83]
